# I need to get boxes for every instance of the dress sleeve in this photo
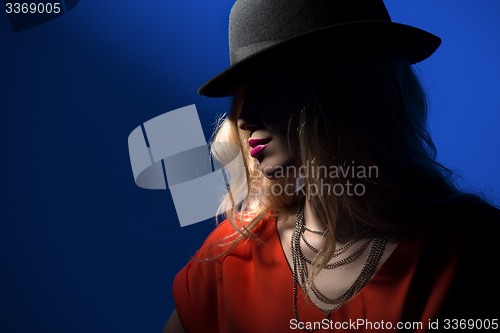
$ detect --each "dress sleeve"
[172,220,237,333]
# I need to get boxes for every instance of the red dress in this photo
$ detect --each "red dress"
[173,206,500,333]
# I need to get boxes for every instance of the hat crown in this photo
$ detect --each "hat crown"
[198,0,440,97]
[229,0,392,63]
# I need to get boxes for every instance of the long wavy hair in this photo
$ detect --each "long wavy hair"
[207,56,491,278]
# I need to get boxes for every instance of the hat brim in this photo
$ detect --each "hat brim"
[198,21,441,97]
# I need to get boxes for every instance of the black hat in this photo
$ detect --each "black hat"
[198,0,441,97]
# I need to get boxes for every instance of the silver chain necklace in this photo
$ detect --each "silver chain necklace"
[301,226,371,257]
[290,201,388,332]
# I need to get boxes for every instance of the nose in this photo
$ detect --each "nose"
[237,99,261,132]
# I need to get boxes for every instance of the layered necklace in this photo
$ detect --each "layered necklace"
[291,201,388,332]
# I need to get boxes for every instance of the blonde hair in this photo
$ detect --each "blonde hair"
[207,56,470,279]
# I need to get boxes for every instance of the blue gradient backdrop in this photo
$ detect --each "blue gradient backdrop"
[1,1,499,332]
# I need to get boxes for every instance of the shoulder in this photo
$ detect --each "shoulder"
[429,194,500,232]
[398,196,500,321]
[172,210,277,332]
[425,195,500,255]
[455,196,500,237]
[431,197,500,318]
[193,210,277,260]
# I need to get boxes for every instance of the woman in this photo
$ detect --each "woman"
[164,1,500,332]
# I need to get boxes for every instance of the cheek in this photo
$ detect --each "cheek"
[271,111,300,152]
[263,105,298,140]
[258,138,298,177]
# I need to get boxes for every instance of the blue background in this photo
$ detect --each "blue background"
[1,1,499,332]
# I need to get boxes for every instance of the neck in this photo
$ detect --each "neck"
[302,198,360,240]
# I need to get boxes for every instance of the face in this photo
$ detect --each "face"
[237,75,301,179]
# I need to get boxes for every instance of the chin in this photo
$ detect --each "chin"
[258,157,295,180]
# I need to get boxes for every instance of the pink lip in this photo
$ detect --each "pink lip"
[248,138,271,158]
[248,138,271,148]
[250,144,268,157]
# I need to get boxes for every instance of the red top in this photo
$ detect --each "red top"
[172,210,471,333]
